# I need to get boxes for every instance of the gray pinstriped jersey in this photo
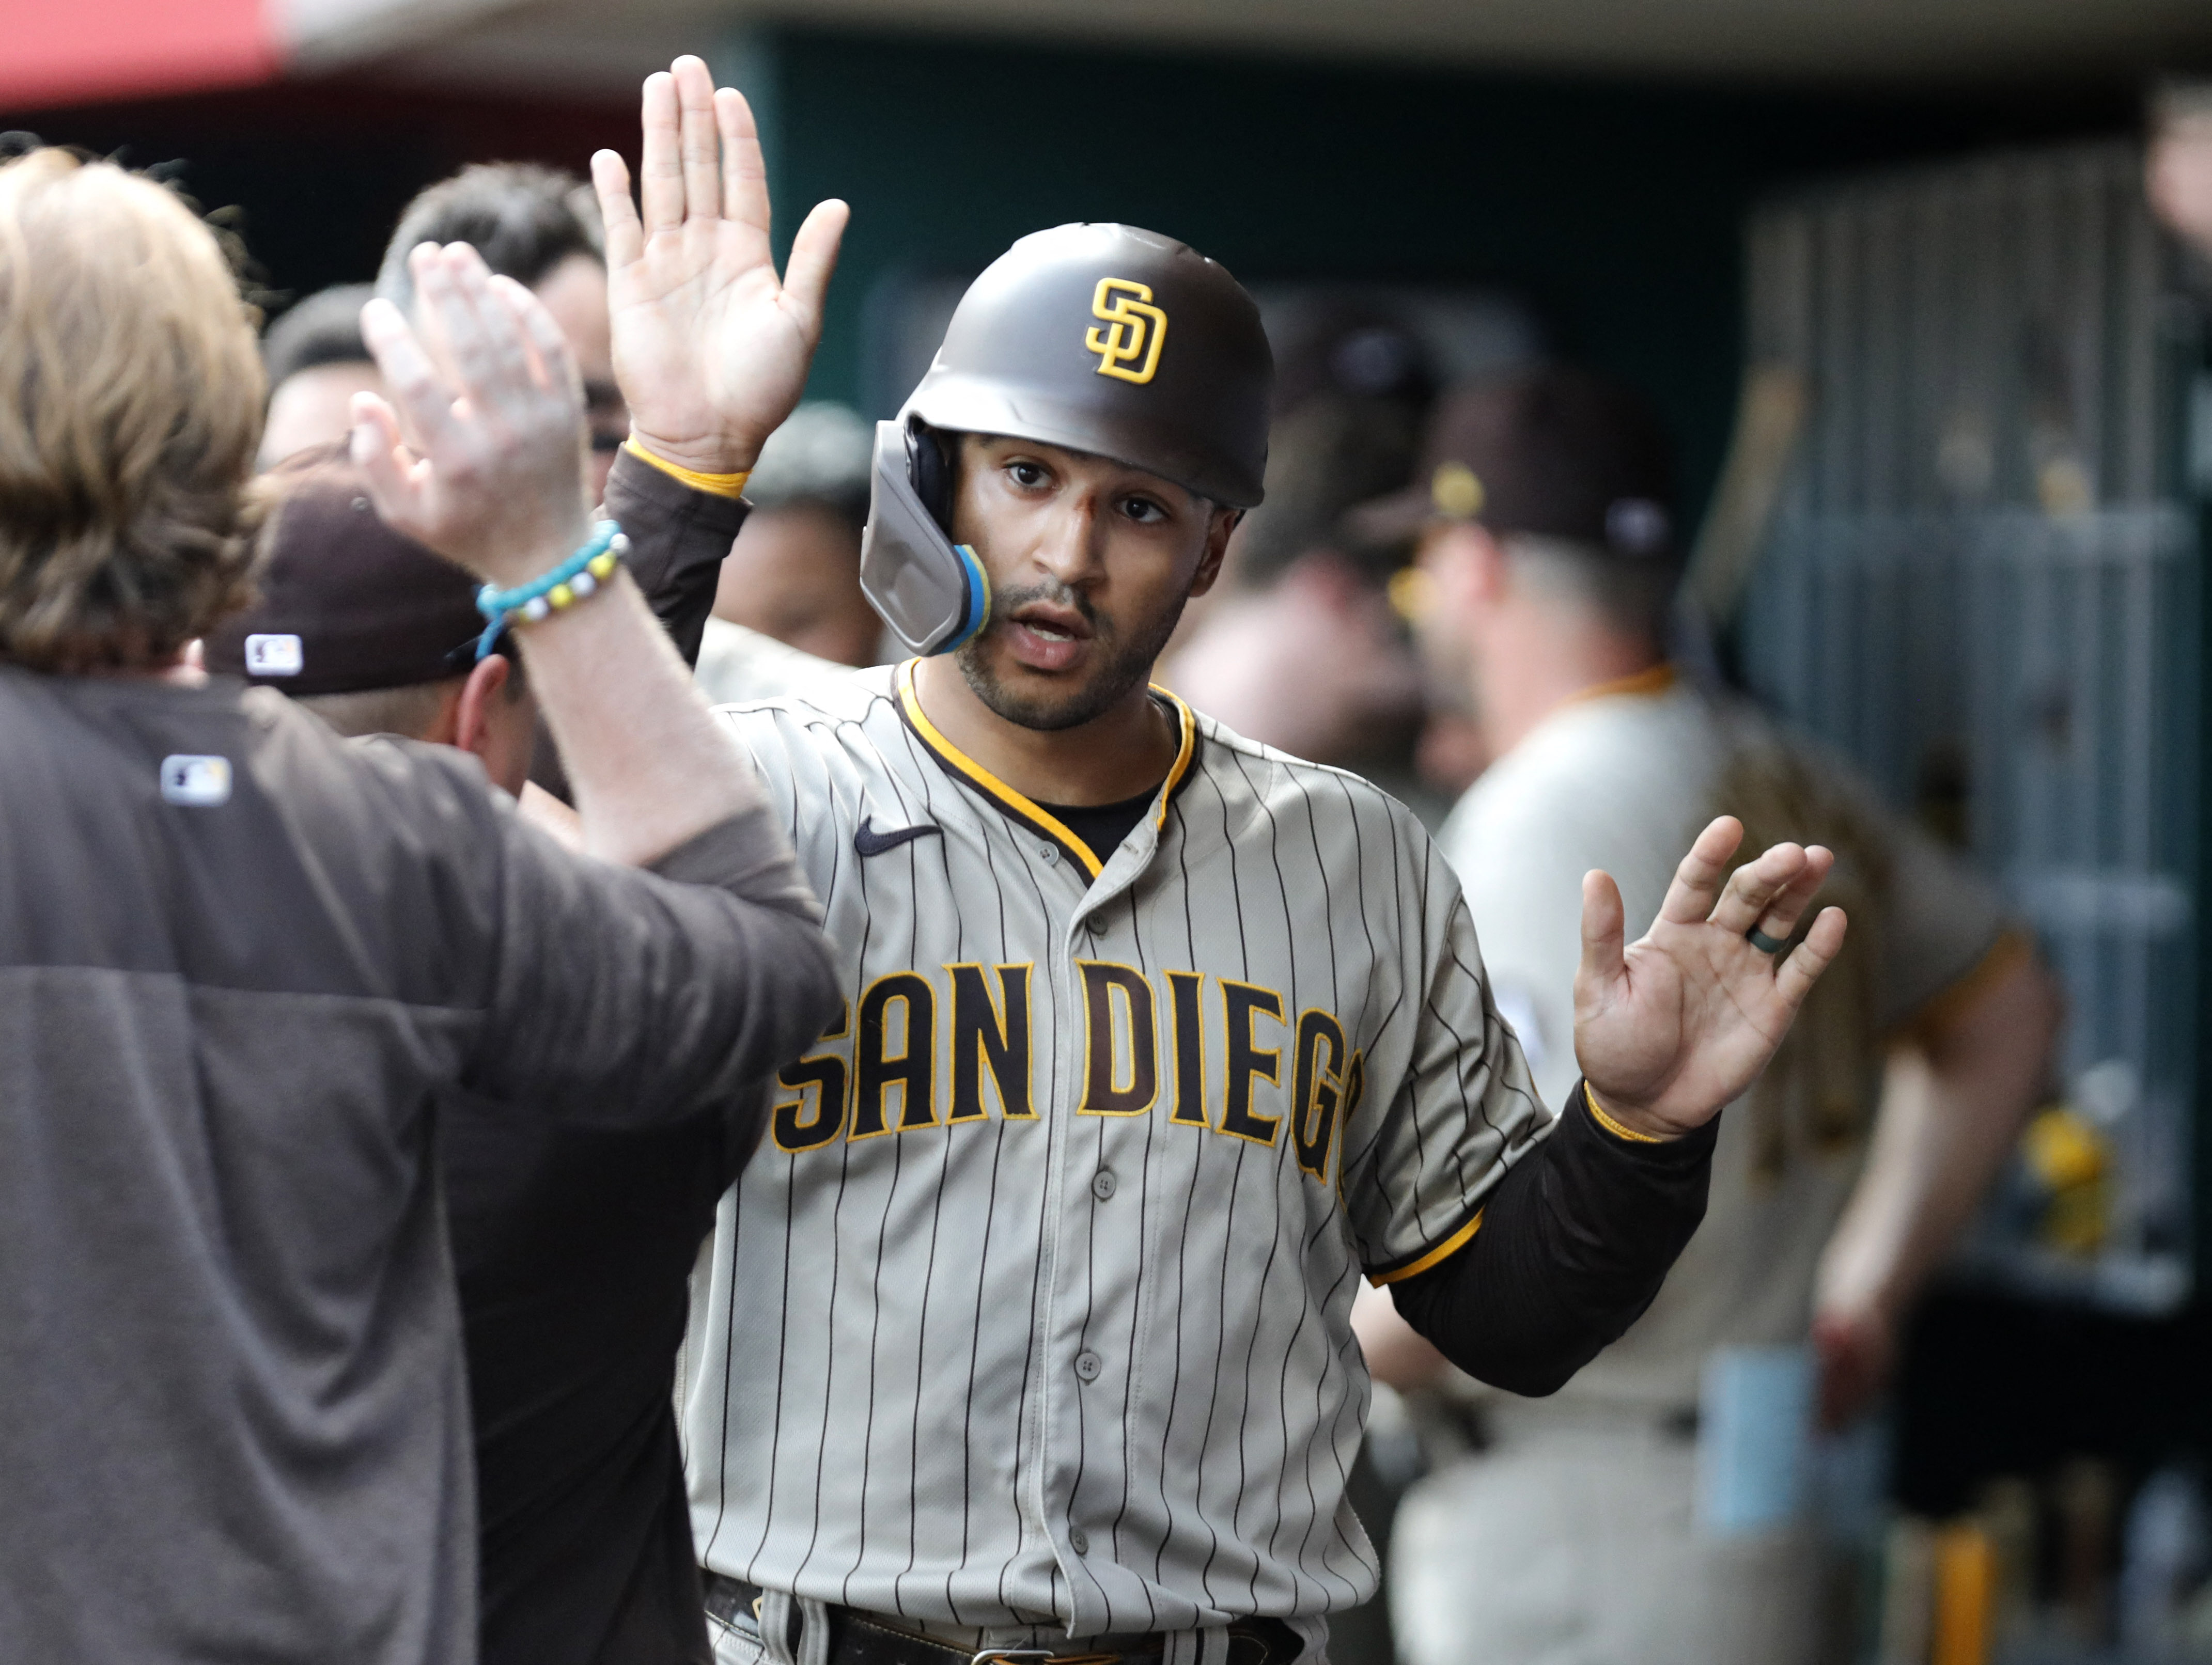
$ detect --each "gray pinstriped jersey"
[684,660,1548,1636]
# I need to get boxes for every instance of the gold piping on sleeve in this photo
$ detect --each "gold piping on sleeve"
[621,437,750,498]
[1368,1208,1485,1285]
[1583,1081,1666,1145]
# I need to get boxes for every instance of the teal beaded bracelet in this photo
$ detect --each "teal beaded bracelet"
[474,521,628,661]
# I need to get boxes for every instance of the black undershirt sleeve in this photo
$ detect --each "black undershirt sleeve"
[1386,1082,1718,1397]
[527,447,749,803]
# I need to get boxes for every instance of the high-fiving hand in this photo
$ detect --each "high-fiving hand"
[1574,816,1848,1139]
[593,56,850,478]
[351,242,592,590]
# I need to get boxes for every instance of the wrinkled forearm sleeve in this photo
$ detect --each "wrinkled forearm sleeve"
[1388,1083,1718,1396]
[603,444,750,671]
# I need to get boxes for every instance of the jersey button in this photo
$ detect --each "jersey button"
[1037,842,1060,865]
[1082,912,1104,934]
[1069,1528,1091,1555]
[1074,1350,1103,1383]
[1091,1170,1117,1201]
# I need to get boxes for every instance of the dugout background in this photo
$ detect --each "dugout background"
[8,9,2211,1534]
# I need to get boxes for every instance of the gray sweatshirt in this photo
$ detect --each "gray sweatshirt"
[0,666,835,1663]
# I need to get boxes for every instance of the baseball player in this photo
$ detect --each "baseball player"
[1346,367,2058,1665]
[607,62,1849,1665]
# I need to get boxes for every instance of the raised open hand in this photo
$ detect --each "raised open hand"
[593,55,849,477]
[351,242,592,589]
[1572,815,1848,1139]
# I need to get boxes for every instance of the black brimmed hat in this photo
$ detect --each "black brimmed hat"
[1347,365,1677,561]
[205,442,496,694]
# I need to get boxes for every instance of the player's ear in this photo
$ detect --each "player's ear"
[453,654,512,761]
[1187,506,1241,600]
[1460,524,1511,605]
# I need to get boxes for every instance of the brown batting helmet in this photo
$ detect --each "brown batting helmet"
[860,223,1274,656]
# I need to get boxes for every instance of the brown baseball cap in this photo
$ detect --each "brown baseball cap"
[205,441,496,694]
[1346,365,1677,560]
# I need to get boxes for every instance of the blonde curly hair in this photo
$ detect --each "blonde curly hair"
[0,149,264,672]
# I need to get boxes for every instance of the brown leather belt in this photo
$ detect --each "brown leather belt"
[702,1575,1299,1665]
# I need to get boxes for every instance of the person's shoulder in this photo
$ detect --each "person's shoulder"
[1471,682,1723,828]
[1189,707,1431,841]
[694,618,860,709]
[709,662,908,807]
[1436,682,1725,903]
[712,658,899,731]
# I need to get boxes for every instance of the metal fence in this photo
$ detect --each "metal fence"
[1737,143,2207,1312]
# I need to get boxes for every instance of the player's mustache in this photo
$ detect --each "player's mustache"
[985,578,1109,639]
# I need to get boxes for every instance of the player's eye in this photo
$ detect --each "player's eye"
[1005,460,1050,490]
[1119,495,1169,525]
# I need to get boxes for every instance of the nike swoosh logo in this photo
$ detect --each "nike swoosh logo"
[854,817,943,858]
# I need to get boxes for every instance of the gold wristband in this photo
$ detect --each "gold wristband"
[622,437,750,499]
[1583,1081,1666,1144]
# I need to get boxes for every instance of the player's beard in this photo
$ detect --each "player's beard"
[954,576,1188,733]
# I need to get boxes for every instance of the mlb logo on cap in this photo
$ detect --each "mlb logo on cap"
[160,755,232,808]
[244,634,304,677]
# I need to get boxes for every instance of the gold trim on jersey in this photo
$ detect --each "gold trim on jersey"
[1148,682,1200,829]
[1569,661,1678,705]
[895,661,1202,877]
[1367,1205,1485,1286]
[1899,926,2033,1047]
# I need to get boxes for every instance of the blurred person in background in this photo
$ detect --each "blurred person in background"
[1158,311,1431,802]
[0,150,835,1663]
[2149,81,2212,263]
[696,399,882,705]
[207,67,848,1665]
[1155,303,1450,1665]
[1349,366,2063,1665]
[257,280,381,467]
[379,161,626,498]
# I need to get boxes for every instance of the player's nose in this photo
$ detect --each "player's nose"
[1030,493,1109,588]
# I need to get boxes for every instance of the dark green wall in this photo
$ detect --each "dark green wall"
[8,31,2135,529]
[737,25,2131,527]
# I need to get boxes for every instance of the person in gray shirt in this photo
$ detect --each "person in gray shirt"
[0,146,840,1663]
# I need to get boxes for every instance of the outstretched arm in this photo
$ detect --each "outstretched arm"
[596,55,848,480]
[1387,1080,1718,1395]
[354,242,760,869]
[354,240,836,1119]
[526,55,850,804]
[1375,820,1849,1394]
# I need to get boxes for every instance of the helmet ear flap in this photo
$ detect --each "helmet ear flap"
[906,419,956,531]
[863,419,990,657]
